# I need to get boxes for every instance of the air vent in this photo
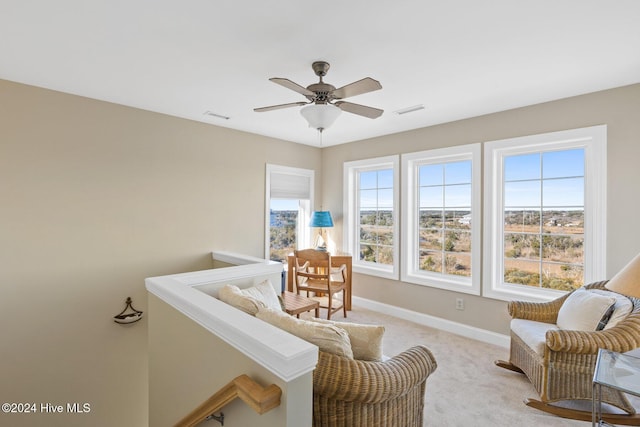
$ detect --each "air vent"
[203,111,230,120]
[394,104,425,115]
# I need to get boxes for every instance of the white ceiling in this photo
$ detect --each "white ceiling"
[2,1,639,147]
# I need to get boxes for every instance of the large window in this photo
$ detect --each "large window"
[265,165,314,262]
[344,156,399,279]
[402,144,481,294]
[483,125,606,301]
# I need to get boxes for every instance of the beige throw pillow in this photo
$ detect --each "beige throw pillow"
[218,284,261,315]
[256,308,354,359]
[557,287,616,331]
[218,280,282,315]
[311,318,385,361]
[242,280,282,311]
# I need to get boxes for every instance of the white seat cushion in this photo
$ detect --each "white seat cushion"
[511,319,559,356]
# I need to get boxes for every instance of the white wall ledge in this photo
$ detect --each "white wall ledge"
[211,250,279,266]
[146,252,317,382]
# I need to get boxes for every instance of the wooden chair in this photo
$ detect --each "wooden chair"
[293,249,347,320]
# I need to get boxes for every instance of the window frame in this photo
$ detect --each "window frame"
[483,125,607,302]
[401,143,482,295]
[343,155,400,279]
[265,164,314,261]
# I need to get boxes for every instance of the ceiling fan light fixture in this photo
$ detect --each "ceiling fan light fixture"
[300,103,341,132]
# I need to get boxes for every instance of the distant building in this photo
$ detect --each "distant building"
[458,214,472,225]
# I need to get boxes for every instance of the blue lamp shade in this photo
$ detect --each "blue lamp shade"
[309,211,334,228]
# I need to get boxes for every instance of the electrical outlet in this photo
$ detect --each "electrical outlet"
[456,298,465,310]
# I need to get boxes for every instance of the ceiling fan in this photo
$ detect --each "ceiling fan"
[254,61,383,132]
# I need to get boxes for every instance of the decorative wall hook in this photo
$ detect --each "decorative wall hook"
[113,297,143,324]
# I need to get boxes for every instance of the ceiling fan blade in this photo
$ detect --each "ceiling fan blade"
[254,101,308,112]
[269,78,315,97]
[332,77,382,100]
[335,101,383,119]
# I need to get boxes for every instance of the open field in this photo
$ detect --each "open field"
[272,208,585,290]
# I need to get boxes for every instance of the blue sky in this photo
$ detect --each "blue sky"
[419,161,471,186]
[360,169,394,189]
[418,161,472,208]
[270,199,299,211]
[504,149,584,181]
[360,169,394,208]
[272,149,585,212]
[504,149,585,208]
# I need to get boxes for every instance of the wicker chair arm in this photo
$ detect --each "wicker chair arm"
[508,298,566,323]
[546,311,640,354]
[314,345,437,404]
[508,280,613,322]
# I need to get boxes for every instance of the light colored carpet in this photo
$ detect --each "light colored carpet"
[309,306,639,427]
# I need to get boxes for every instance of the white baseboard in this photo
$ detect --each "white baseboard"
[353,296,510,348]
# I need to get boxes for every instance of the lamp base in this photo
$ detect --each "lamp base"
[313,233,328,252]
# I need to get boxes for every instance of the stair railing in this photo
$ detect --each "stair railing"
[174,374,282,427]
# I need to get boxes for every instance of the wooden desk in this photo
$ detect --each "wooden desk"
[287,253,352,311]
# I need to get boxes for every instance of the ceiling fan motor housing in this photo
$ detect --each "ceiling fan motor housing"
[306,83,336,103]
[312,61,330,77]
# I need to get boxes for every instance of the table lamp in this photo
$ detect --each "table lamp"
[310,211,333,251]
[606,252,640,298]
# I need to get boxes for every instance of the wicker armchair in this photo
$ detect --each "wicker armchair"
[313,345,437,427]
[496,281,640,424]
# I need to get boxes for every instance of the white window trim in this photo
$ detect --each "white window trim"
[483,125,607,302]
[343,155,400,280]
[401,143,481,295]
[265,164,314,260]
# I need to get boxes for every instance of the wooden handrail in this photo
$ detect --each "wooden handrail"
[174,374,282,427]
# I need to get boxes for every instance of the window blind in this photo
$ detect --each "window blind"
[270,172,311,199]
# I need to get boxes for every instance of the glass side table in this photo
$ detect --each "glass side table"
[592,348,640,426]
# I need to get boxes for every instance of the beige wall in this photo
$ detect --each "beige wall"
[148,294,312,427]
[2,77,639,425]
[322,83,640,336]
[0,79,319,426]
